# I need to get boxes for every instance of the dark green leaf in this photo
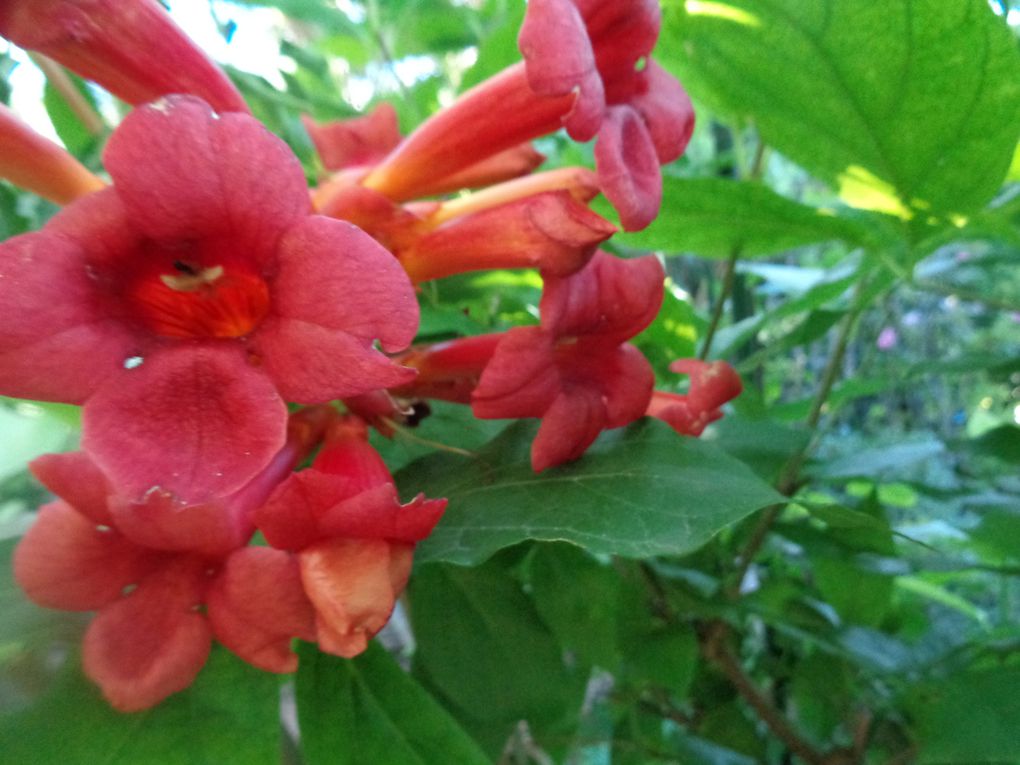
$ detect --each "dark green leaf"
[398,419,783,565]
[295,641,490,765]
[964,424,1020,464]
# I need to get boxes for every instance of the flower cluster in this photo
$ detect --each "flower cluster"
[0,0,739,710]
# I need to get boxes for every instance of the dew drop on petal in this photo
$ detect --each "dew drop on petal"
[123,356,144,370]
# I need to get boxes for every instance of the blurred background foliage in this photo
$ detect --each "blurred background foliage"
[1,1,1019,764]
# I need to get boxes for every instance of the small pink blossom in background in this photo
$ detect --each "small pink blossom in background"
[877,326,899,350]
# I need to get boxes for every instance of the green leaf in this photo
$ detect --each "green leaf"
[407,562,586,735]
[0,538,87,657]
[397,419,783,565]
[620,626,699,699]
[968,507,1020,562]
[964,424,1020,464]
[42,75,100,158]
[813,558,892,626]
[807,438,946,480]
[912,667,1020,763]
[709,415,810,484]
[526,543,622,670]
[0,647,279,765]
[664,0,1020,218]
[226,0,360,33]
[295,641,490,765]
[617,178,868,257]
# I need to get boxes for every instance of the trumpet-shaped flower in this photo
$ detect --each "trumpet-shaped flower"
[14,408,332,710]
[0,0,248,113]
[0,96,418,503]
[247,417,446,659]
[360,0,692,231]
[471,251,664,471]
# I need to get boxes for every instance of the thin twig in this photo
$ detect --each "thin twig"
[726,276,875,596]
[385,418,479,458]
[698,138,768,360]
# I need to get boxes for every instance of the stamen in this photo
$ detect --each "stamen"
[160,264,224,292]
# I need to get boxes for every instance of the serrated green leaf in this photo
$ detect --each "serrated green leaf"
[617,178,868,257]
[295,641,490,765]
[664,0,1020,218]
[0,647,279,765]
[398,419,782,565]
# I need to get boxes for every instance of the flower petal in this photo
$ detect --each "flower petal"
[13,500,158,611]
[628,60,695,165]
[108,490,250,557]
[594,105,662,232]
[82,556,211,712]
[403,191,612,282]
[316,484,447,543]
[472,327,561,420]
[583,0,661,74]
[256,469,358,551]
[0,206,139,403]
[531,386,607,472]
[599,343,655,427]
[82,343,287,503]
[103,96,309,255]
[256,317,415,403]
[302,103,401,171]
[29,451,113,525]
[271,215,419,352]
[300,538,412,659]
[671,359,744,412]
[540,251,664,343]
[0,103,104,204]
[207,547,315,673]
[518,0,605,141]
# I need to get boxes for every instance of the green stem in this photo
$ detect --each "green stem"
[698,137,768,360]
[727,275,875,595]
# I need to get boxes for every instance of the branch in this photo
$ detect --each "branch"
[726,275,875,595]
[701,622,832,765]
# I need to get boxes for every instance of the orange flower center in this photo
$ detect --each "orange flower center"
[128,258,270,339]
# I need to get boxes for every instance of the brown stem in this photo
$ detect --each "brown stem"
[702,622,831,765]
